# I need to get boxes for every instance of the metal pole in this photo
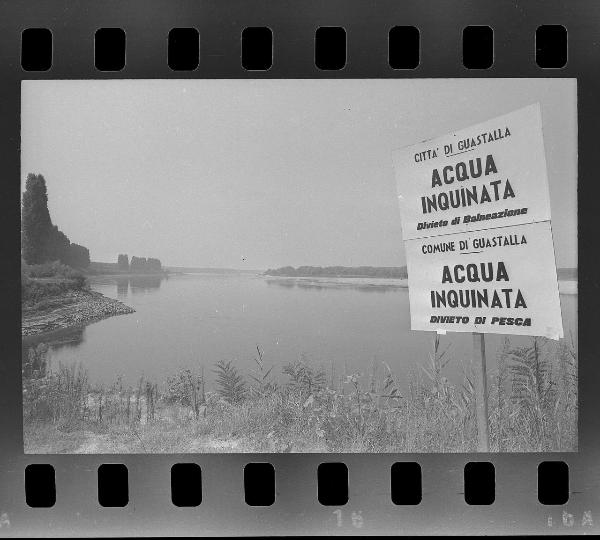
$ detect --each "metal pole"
[473,332,490,452]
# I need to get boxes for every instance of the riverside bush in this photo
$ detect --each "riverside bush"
[23,261,79,279]
[23,336,578,453]
[22,261,88,304]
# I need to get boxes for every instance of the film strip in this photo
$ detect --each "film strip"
[1,0,599,536]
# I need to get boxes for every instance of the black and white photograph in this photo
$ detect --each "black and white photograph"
[21,78,577,454]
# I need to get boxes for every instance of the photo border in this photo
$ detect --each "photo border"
[1,0,599,535]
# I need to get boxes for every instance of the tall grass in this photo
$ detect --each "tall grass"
[23,345,89,429]
[22,261,88,305]
[213,360,247,404]
[23,336,578,452]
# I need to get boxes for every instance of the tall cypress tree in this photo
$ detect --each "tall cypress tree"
[21,173,53,264]
[48,225,70,263]
[22,173,92,268]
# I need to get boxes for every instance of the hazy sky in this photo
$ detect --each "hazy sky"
[21,79,577,269]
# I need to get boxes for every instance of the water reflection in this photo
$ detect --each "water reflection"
[113,275,164,296]
[22,326,86,364]
[116,277,129,297]
[130,275,163,294]
[354,284,401,293]
[34,273,576,391]
[265,278,405,293]
[265,279,296,289]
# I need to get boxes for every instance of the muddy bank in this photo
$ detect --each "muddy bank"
[22,289,135,337]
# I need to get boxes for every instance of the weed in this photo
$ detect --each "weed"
[249,346,277,397]
[23,337,578,453]
[282,356,326,397]
[213,360,247,404]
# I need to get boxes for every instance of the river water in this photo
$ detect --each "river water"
[24,272,577,389]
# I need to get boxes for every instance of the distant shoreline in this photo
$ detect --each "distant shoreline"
[87,272,169,279]
[264,275,409,290]
[265,275,577,294]
[264,265,408,280]
[87,270,168,278]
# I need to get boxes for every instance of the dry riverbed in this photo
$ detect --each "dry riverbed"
[22,289,135,337]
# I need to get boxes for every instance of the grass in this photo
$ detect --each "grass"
[22,261,88,306]
[22,335,577,453]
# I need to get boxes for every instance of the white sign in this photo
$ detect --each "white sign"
[404,221,564,339]
[392,104,552,240]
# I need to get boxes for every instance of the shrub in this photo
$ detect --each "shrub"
[22,345,89,427]
[22,340,578,453]
[21,261,88,303]
[282,357,326,396]
[24,260,65,278]
[65,243,90,269]
[70,273,87,290]
[213,360,247,403]
[23,261,86,281]
[22,279,71,304]
[164,368,205,419]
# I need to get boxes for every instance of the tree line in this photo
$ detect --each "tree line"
[264,265,408,279]
[117,254,163,273]
[21,174,90,268]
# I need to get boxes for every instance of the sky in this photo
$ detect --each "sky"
[21,79,577,269]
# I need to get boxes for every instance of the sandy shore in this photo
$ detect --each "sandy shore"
[22,289,135,337]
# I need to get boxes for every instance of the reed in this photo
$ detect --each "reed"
[213,360,247,404]
[249,346,276,397]
[23,336,578,453]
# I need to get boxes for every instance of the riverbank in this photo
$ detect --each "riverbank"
[265,276,576,294]
[22,289,135,337]
[23,336,577,453]
[264,275,409,290]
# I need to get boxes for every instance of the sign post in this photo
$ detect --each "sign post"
[392,104,564,451]
[473,332,490,452]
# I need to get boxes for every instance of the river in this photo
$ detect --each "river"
[24,272,578,390]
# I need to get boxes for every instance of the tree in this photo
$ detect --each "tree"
[21,173,92,268]
[130,256,147,273]
[21,174,53,264]
[117,254,129,271]
[47,225,70,263]
[129,256,162,273]
[66,243,90,268]
[146,257,162,273]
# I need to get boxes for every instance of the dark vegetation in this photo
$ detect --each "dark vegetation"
[21,262,88,305]
[130,256,163,273]
[23,336,577,453]
[117,254,129,271]
[21,174,163,307]
[265,266,408,279]
[21,174,91,305]
[165,267,256,274]
[88,257,164,275]
[21,174,90,268]
[118,254,163,273]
